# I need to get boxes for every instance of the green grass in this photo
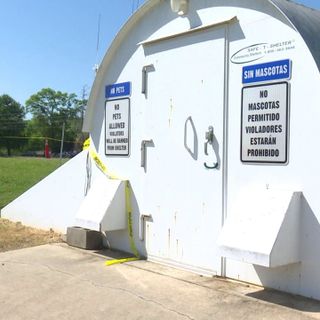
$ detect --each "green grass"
[0,157,68,209]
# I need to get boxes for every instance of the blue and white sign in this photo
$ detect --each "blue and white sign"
[105,82,131,99]
[105,98,130,156]
[242,59,291,84]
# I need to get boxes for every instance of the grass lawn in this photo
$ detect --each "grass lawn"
[0,157,67,209]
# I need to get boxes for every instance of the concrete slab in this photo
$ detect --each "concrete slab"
[0,244,320,320]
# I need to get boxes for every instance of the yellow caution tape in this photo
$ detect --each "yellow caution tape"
[126,181,140,258]
[83,138,140,266]
[105,257,139,266]
[83,138,90,150]
[104,181,140,266]
[83,138,119,180]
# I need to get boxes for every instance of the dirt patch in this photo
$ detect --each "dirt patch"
[0,218,62,252]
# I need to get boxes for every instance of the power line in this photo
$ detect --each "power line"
[0,136,82,144]
[0,118,84,122]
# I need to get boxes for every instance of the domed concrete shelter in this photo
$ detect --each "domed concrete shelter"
[3,0,320,300]
[82,0,320,299]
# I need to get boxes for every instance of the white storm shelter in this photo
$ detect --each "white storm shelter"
[83,0,320,299]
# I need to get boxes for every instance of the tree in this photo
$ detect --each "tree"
[24,118,47,152]
[26,88,83,153]
[0,95,25,156]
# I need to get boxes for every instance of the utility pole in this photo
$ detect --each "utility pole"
[81,85,88,126]
[80,85,88,144]
[59,122,65,161]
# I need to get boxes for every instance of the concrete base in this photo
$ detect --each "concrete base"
[74,177,126,232]
[1,244,320,320]
[66,226,102,250]
[219,189,301,267]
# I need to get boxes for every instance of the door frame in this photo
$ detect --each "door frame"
[140,21,232,276]
[221,24,231,277]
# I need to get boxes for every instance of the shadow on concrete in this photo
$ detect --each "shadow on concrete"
[93,248,140,260]
[247,288,320,313]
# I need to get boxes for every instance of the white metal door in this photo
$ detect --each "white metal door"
[142,27,226,274]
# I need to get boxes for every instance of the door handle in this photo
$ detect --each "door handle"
[204,126,218,169]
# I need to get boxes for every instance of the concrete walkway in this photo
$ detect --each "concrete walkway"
[1,243,320,320]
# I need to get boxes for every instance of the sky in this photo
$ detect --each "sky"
[0,0,145,105]
[0,0,319,107]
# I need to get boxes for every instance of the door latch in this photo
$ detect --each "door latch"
[141,64,154,95]
[204,126,218,169]
[141,139,154,169]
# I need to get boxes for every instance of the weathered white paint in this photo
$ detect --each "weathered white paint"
[3,0,320,301]
[1,151,88,232]
[82,0,320,300]
[218,189,301,268]
[74,177,126,232]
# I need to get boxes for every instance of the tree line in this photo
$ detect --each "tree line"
[0,88,88,156]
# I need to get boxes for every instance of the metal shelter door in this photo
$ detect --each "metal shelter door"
[142,26,226,275]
